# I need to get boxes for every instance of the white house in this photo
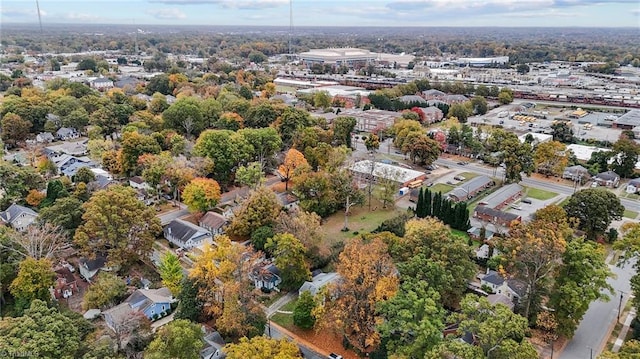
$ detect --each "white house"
[480,270,526,302]
[91,77,114,91]
[78,256,107,282]
[250,262,281,291]
[129,176,152,190]
[56,127,80,141]
[0,204,38,232]
[36,132,55,143]
[163,219,211,249]
[627,178,640,194]
[298,272,340,297]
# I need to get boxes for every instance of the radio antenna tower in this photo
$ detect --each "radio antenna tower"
[288,0,293,56]
[35,0,43,33]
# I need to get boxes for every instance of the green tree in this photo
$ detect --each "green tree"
[378,280,445,358]
[224,336,302,359]
[534,140,570,177]
[39,197,85,234]
[276,107,311,146]
[200,98,223,127]
[471,96,488,115]
[611,136,640,178]
[564,188,624,240]
[498,88,514,104]
[312,91,331,108]
[549,239,612,338]
[77,58,98,71]
[82,272,127,310]
[333,116,357,148]
[163,97,205,137]
[182,177,221,213]
[250,226,274,252]
[293,291,317,329]
[146,74,171,95]
[449,102,472,123]
[74,185,162,266]
[364,133,380,152]
[444,294,537,359]
[9,257,55,312]
[551,121,575,143]
[195,129,250,186]
[402,133,442,165]
[0,299,81,358]
[0,160,44,207]
[40,179,69,208]
[158,252,184,297]
[236,162,264,189]
[238,127,283,166]
[73,166,96,184]
[144,319,204,359]
[174,278,204,322]
[245,101,280,128]
[228,186,281,239]
[120,131,162,176]
[266,233,311,290]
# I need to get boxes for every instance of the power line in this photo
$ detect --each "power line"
[35,0,43,33]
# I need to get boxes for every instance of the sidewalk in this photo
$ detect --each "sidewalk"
[612,308,636,352]
[265,292,297,317]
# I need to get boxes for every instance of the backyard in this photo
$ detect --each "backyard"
[322,200,404,241]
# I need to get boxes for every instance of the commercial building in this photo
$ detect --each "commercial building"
[299,48,376,69]
[338,108,401,132]
[454,56,509,67]
[349,160,426,188]
[477,184,523,210]
[613,109,640,130]
[448,176,494,202]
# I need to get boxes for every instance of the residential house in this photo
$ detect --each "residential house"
[51,267,78,300]
[277,192,299,211]
[36,132,55,143]
[250,262,282,291]
[0,204,38,231]
[478,183,523,210]
[91,77,114,91]
[45,140,88,157]
[562,165,590,182]
[78,256,107,281]
[49,154,95,177]
[467,226,495,242]
[104,287,174,331]
[163,219,211,249]
[487,294,515,311]
[479,270,526,303]
[594,170,620,188]
[298,272,340,297]
[89,175,117,191]
[129,176,152,191]
[448,176,494,202]
[198,211,227,236]
[56,127,80,141]
[200,331,227,359]
[473,206,522,227]
[627,178,640,194]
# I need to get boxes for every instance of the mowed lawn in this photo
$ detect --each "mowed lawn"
[322,200,403,241]
[430,183,454,194]
[624,209,638,219]
[270,299,298,328]
[525,187,558,200]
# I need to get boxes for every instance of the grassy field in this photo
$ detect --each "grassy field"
[322,201,403,241]
[270,299,298,328]
[525,187,559,200]
[457,172,479,182]
[430,183,454,194]
[624,209,638,219]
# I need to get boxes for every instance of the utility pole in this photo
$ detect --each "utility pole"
[618,290,626,322]
[288,0,293,57]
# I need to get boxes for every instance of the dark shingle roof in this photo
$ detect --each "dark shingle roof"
[164,219,210,244]
[596,170,620,181]
[80,256,107,271]
[199,211,226,230]
[480,184,523,209]
[482,270,505,286]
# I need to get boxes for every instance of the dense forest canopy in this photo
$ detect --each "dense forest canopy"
[1,24,638,65]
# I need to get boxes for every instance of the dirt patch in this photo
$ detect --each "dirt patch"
[273,322,361,359]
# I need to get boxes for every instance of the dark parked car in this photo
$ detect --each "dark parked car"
[522,198,532,204]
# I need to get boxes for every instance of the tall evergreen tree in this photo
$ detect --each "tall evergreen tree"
[424,188,432,217]
[433,192,442,219]
[416,188,425,218]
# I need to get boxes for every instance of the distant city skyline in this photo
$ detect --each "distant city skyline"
[1,0,638,28]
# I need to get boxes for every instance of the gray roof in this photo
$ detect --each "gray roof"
[596,170,620,181]
[92,77,113,83]
[80,256,107,271]
[422,89,445,97]
[449,175,493,200]
[0,204,37,225]
[480,183,523,209]
[125,287,172,311]
[56,127,77,137]
[629,178,640,186]
[442,94,469,103]
[164,219,211,244]
[482,270,505,286]
[614,110,640,127]
[422,106,443,114]
[199,211,226,230]
[564,165,589,174]
[299,272,340,296]
[474,205,521,222]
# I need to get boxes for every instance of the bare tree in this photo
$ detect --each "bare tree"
[1,223,68,260]
[111,311,151,352]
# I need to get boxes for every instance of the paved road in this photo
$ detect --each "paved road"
[560,260,635,359]
[157,203,189,225]
[266,323,324,359]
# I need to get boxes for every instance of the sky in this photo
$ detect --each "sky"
[1,0,638,28]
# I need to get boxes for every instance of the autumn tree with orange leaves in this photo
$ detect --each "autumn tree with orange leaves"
[315,237,398,354]
[182,177,221,213]
[278,148,309,191]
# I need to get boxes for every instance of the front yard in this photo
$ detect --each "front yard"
[524,187,559,201]
[430,183,454,194]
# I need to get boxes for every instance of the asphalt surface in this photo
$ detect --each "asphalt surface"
[559,260,635,359]
[266,323,324,359]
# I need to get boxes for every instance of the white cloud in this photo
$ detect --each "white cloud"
[146,8,187,19]
[0,8,47,17]
[64,12,101,21]
[148,0,288,9]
